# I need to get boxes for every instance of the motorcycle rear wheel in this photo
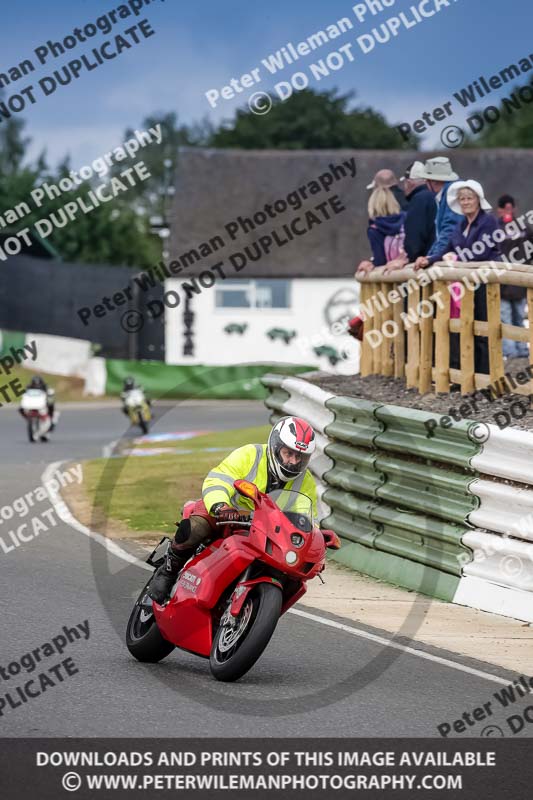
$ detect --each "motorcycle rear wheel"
[209,583,282,682]
[126,579,175,662]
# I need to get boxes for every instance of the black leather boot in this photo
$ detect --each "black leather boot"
[148,548,190,604]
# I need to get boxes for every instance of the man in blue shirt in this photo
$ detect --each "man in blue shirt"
[414,157,463,270]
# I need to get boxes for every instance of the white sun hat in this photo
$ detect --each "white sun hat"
[447,180,492,215]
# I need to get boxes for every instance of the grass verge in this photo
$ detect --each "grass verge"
[62,425,270,544]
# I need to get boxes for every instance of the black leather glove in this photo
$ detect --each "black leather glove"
[212,503,250,523]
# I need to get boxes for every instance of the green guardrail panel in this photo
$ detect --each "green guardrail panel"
[323,487,378,525]
[375,454,475,494]
[373,529,463,576]
[325,396,384,448]
[375,483,473,524]
[325,467,379,498]
[323,509,379,549]
[324,443,384,498]
[374,454,477,523]
[374,405,484,468]
[369,503,468,547]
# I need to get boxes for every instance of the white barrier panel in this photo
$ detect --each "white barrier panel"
[279,378,336,435]
[312,433,334,479]
[26,333,91,378]
[315,478,331,523]
[472,425,533,485]
[83,357,107,396]
[469,479,533,541]
[454,575,533,624]
[462,529,533,593]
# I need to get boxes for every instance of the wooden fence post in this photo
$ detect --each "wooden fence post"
[460,283,475,394]
[406,287,420,387]
[380,282,394,376]
[434,280,450,393]
[359,283,373,377]
[393,288,405,379]
[419,283,433,393]
[486,283,505,388]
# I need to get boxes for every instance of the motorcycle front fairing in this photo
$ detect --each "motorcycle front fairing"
[153,535,256,657]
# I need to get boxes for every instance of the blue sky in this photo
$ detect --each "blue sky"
[2,0,532,168]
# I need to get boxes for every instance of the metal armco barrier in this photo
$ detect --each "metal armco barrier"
[262,374,533,623]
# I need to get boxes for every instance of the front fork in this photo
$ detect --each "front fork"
[225,570,283,623]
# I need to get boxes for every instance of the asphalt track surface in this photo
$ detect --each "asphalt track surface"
[0,400,530,738]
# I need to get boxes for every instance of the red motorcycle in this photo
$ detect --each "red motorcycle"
[126,479,340,682]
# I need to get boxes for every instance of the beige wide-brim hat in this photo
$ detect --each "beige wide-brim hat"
[447,180,492,214]
[418,156,459,182]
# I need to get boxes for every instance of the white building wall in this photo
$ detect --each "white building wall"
[165,278,360,375]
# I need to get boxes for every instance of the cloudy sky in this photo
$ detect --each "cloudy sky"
[2,0,532,168]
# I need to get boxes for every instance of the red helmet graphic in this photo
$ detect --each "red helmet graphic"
[267,416,316,481]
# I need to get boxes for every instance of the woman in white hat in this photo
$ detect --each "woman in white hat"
[443,180,502,374]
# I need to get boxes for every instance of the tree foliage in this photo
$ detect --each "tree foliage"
[0,114,161,267]
[466,81,533,147]
[209,88,417,149]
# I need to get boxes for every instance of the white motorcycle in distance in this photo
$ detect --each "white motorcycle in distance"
[19,389,57,442]
[123,387,152,435]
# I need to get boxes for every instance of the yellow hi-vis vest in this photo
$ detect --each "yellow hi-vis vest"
[201,444,317,517]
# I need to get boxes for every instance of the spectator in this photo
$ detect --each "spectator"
[496,194,530,360]
[383,161,436,272]
[366,169,408,210]
[497,194,516,224]
[356,187,406,275]
[414,157,463,270]
[445,180,502,374]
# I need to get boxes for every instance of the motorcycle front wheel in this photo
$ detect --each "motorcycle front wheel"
[138,410,149,435]
[209,583,282,682]
[126,579,175,662]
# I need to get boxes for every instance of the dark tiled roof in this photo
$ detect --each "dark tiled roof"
[169,148,533,279]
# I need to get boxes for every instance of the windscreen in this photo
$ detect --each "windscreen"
[267,489,314,532]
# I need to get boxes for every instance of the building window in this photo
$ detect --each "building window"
[215,279,291,309]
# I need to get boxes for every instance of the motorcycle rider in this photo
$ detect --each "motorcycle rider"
[120,376,151,415]
[148,416,318,604]
[20,375,57,430]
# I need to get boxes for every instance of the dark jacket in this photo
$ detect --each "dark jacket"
[391,184,408,211]
[498,218,533,301]
[367,212,406,267]
[449,209,502,262]
[404,185,436,261]
[427,181,464,263]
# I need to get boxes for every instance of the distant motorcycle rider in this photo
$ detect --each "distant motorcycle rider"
[149,416,318,604]
[21,375,56,429]
[120,376,151,415]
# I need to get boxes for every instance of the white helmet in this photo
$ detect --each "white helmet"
[267,416,316,482]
